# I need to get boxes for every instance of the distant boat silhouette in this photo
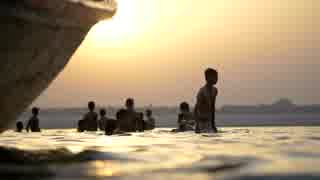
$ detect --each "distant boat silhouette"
[0,0,117,132]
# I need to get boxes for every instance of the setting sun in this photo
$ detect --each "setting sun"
[36,0,318,107]
[1,0,319,179]
[88,0,154,47]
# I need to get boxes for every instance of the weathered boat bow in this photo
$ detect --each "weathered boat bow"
[0,0,117,132]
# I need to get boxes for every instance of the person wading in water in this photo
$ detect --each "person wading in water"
[194,68,219,133]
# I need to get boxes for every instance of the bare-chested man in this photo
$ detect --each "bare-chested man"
[83,101,98,131]
[26,107,41,132]
[118,98,139,132]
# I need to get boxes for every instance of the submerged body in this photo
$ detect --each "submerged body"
[178,112,195,131]
[83,111,98,131]
[26,116,41,132]
[145,116,156,130]
[144,109,156,130]
[118,110,140,132]
[104,118,118,135]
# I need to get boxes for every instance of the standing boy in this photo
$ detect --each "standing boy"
[194,68,218,133]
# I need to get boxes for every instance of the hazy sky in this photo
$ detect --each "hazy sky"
[33,0,319,108]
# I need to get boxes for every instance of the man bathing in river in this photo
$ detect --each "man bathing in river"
[26,107,41,132]
[118,98,140,132]
[178,102,195,131]
[145,109,155,130]
[82,101,98,131]
[194,68,219,133]
[99,108,117,135]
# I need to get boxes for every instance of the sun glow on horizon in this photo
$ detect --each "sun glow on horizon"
[88,0,154,47]
[39,0,319,108]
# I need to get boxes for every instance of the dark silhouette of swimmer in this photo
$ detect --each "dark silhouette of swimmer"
[118,98,139,132]
[26,107,41,132]
[82,101,98,131]
[99,109,117,135]
[178,102,195,131]
[116,109,127,121]
[194,68,218,133]
[77,120,85,132]
[145,109,155,130]
[98,108,107,131]
[136,112,144,132]
[16,121,23,132]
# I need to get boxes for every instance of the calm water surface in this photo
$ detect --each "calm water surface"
[0,127,320,180]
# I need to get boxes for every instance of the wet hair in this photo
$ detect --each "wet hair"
[126,98,134,108]
[146,109,152,116]
[32,107,39,115]
[205,68,218,84]
[180,102,190,112]
[88,101,95,111]
[100,109,106,116]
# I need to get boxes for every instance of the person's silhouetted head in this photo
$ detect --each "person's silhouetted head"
[32,107,39,116]
[125,98,135,111]
[146,109,152,117]
[100,108,106,117]
[88,101,95,112]
[180,102,190,113]
[205,68,218,86]
[16,121,23,132]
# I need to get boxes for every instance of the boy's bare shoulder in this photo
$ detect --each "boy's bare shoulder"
[196,87,205,100]
[198,86,206,94]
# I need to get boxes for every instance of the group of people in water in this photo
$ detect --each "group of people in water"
[16,68,219,134]
[77,98,156,135]
[16,107,41,133]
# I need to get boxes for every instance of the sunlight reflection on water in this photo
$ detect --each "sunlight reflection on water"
[0,127,320,180]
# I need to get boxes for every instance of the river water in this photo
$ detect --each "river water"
[0,127,320,179]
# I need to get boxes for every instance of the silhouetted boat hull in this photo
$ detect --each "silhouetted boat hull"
[0,0,116,132]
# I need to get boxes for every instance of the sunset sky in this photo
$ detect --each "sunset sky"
[33,0,318,108]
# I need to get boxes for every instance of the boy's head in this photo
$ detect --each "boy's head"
[205,68,218,86]
[32,107,39,116]
[100,109,106,116]
[125,98,135,110]
[16,121,23,132]
[180,102,190,112]
[146,109,152,117]
[88,101,95,111]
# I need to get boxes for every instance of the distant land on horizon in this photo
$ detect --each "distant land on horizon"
[29,98,320,114]
[17,98,320,129]
[220,98,320,114]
